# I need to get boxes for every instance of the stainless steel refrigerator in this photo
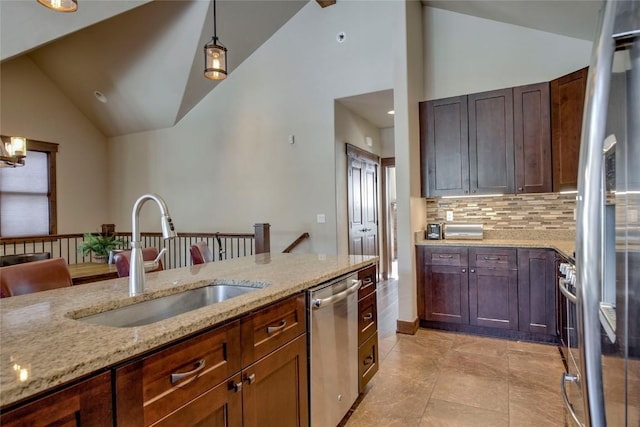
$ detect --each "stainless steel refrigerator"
[566,0,640,425]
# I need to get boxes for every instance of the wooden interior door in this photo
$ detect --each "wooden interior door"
[347,144,379,257]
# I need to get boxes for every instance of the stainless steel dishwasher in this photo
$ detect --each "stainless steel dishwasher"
[308,272,361,427]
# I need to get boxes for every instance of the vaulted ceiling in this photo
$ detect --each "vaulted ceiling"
[0,0,307,137]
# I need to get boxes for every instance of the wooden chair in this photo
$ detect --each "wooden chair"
[0,258,72,298]
[113,248,163,278]
[190,241,214,265]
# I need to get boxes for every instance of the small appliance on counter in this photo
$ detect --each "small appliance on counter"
[426,223,442,240]
[443,223,484,240]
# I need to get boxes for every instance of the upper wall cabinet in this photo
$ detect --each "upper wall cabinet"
[420,83,551,197]
[420,96,470,197]
[551,67,588,192]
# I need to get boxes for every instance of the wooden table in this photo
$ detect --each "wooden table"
[68,263,119,285]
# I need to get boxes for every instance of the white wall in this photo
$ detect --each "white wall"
[0,56,110,234]
[108,1,397,254]
[423,7,593,101]
[380,127,395,158]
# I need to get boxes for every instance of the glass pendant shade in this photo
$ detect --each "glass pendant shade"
[37,0,78,12]
[1,136,27,168]
[204,40,227,80]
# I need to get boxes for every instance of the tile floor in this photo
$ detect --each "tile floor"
[343,278,567,427]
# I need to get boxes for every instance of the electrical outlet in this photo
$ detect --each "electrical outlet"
[317,214,326,224]
[446,211,454,221]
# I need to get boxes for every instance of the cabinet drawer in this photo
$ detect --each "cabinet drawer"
[358,290,377,344]
[241,293,306,366]
[357,264,377,300]
[358,332,379,392]
[153,373,242,427]
[469,247,516,269]
[424,247,468,266]
[116,321,241,426]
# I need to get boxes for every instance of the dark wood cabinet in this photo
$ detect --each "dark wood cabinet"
[242,334,308,427]
[0,372,113,427]
[514,82,552,193]
[518,248,557,335]
[418,246,469,324]
[468,88,515,194]
[420,96,470,197]
[420,83,553,197]
[357,264,378,392]
[115,294,308,427]
[551,67,588,192]
[468,248,518,330]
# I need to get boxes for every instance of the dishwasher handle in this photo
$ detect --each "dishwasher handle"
[312,279,361,309]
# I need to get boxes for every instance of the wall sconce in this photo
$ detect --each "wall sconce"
[1,137,27,168]
[37,0,77,12]
[203,0,228,80]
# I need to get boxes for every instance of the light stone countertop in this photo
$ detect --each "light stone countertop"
[0,253,377,408]
[416,238,575,261]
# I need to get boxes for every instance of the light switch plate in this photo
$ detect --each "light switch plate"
[446,211,454,221]
[317,214,326,224]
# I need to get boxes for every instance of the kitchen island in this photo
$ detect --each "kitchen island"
[0,252,376,411]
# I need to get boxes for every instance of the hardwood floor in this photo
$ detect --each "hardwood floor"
[343,279,567,426]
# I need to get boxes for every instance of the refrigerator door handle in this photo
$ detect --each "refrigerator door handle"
[561,373,585,427]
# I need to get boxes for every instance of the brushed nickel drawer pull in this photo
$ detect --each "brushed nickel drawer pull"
[363,313,373,321]
[438,255,453,258]
[363,355,374,366]
[170,359,206,384]
[245,373,256,384]
[232,381,243,393]
[483,256,500,260]
[267,320,287,334]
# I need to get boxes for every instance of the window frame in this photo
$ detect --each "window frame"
[0,136,59,237]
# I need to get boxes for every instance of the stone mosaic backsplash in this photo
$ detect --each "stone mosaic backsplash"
[425,193,577,234]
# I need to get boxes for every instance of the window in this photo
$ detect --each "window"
[0,138,58,237]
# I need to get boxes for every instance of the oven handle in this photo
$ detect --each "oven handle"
[561,373,585,427]
[312,279,361,309]
[558,279,577,304]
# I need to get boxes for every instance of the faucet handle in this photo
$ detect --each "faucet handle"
[153,248,167,264]
[143,248,166,272]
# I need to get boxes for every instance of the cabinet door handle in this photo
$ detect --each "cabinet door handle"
[470,269,475,273]
[245,373,256,385]
[461,268,466,273]
[170,359,206,384]
[231,381,243,393]
[363,313,373,321]
[483,256,500,260]
[266,320,287,334]
[363,355,374,366]
[438,255,453,258]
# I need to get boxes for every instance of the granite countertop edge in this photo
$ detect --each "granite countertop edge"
[415,238,575,261]
[0,253,377,408]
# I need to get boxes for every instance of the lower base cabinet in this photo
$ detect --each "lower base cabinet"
[115,294,308,427]
[418,245,559,342]
[357,264,379,392]
[0,372,113,427]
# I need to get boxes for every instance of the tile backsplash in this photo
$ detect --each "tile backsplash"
[425,193,577,234]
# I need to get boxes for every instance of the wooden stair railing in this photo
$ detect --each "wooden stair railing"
[282,232,310,253]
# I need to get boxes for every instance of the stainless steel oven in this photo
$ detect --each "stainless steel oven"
[558,261,586,426]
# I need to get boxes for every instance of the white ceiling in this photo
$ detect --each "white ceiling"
[1,0,600,137]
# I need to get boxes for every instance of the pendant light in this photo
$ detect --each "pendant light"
[37,0,77,13]
[203,0,227,80]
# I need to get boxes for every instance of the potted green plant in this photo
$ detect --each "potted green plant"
[78,232,125,263]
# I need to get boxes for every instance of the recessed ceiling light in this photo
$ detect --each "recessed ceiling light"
[387,110,395,115]
[94,91,107,103]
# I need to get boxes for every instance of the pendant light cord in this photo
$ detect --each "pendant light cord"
[213,0,217,41]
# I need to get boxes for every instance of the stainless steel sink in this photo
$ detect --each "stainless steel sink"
[77,282,269,328]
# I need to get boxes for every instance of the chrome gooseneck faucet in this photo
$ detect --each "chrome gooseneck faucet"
[129,193,176,296]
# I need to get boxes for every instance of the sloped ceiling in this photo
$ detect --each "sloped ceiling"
[1,0,307,137]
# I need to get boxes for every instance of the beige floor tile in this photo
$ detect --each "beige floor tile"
[441,349,507,379]
[344,409,421,427]
[509,383,565,426]
[508,340,561,357]
[431,368,509,413]
[508,350,565,392]
[419,399,509,427]
[450,333,510,358]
